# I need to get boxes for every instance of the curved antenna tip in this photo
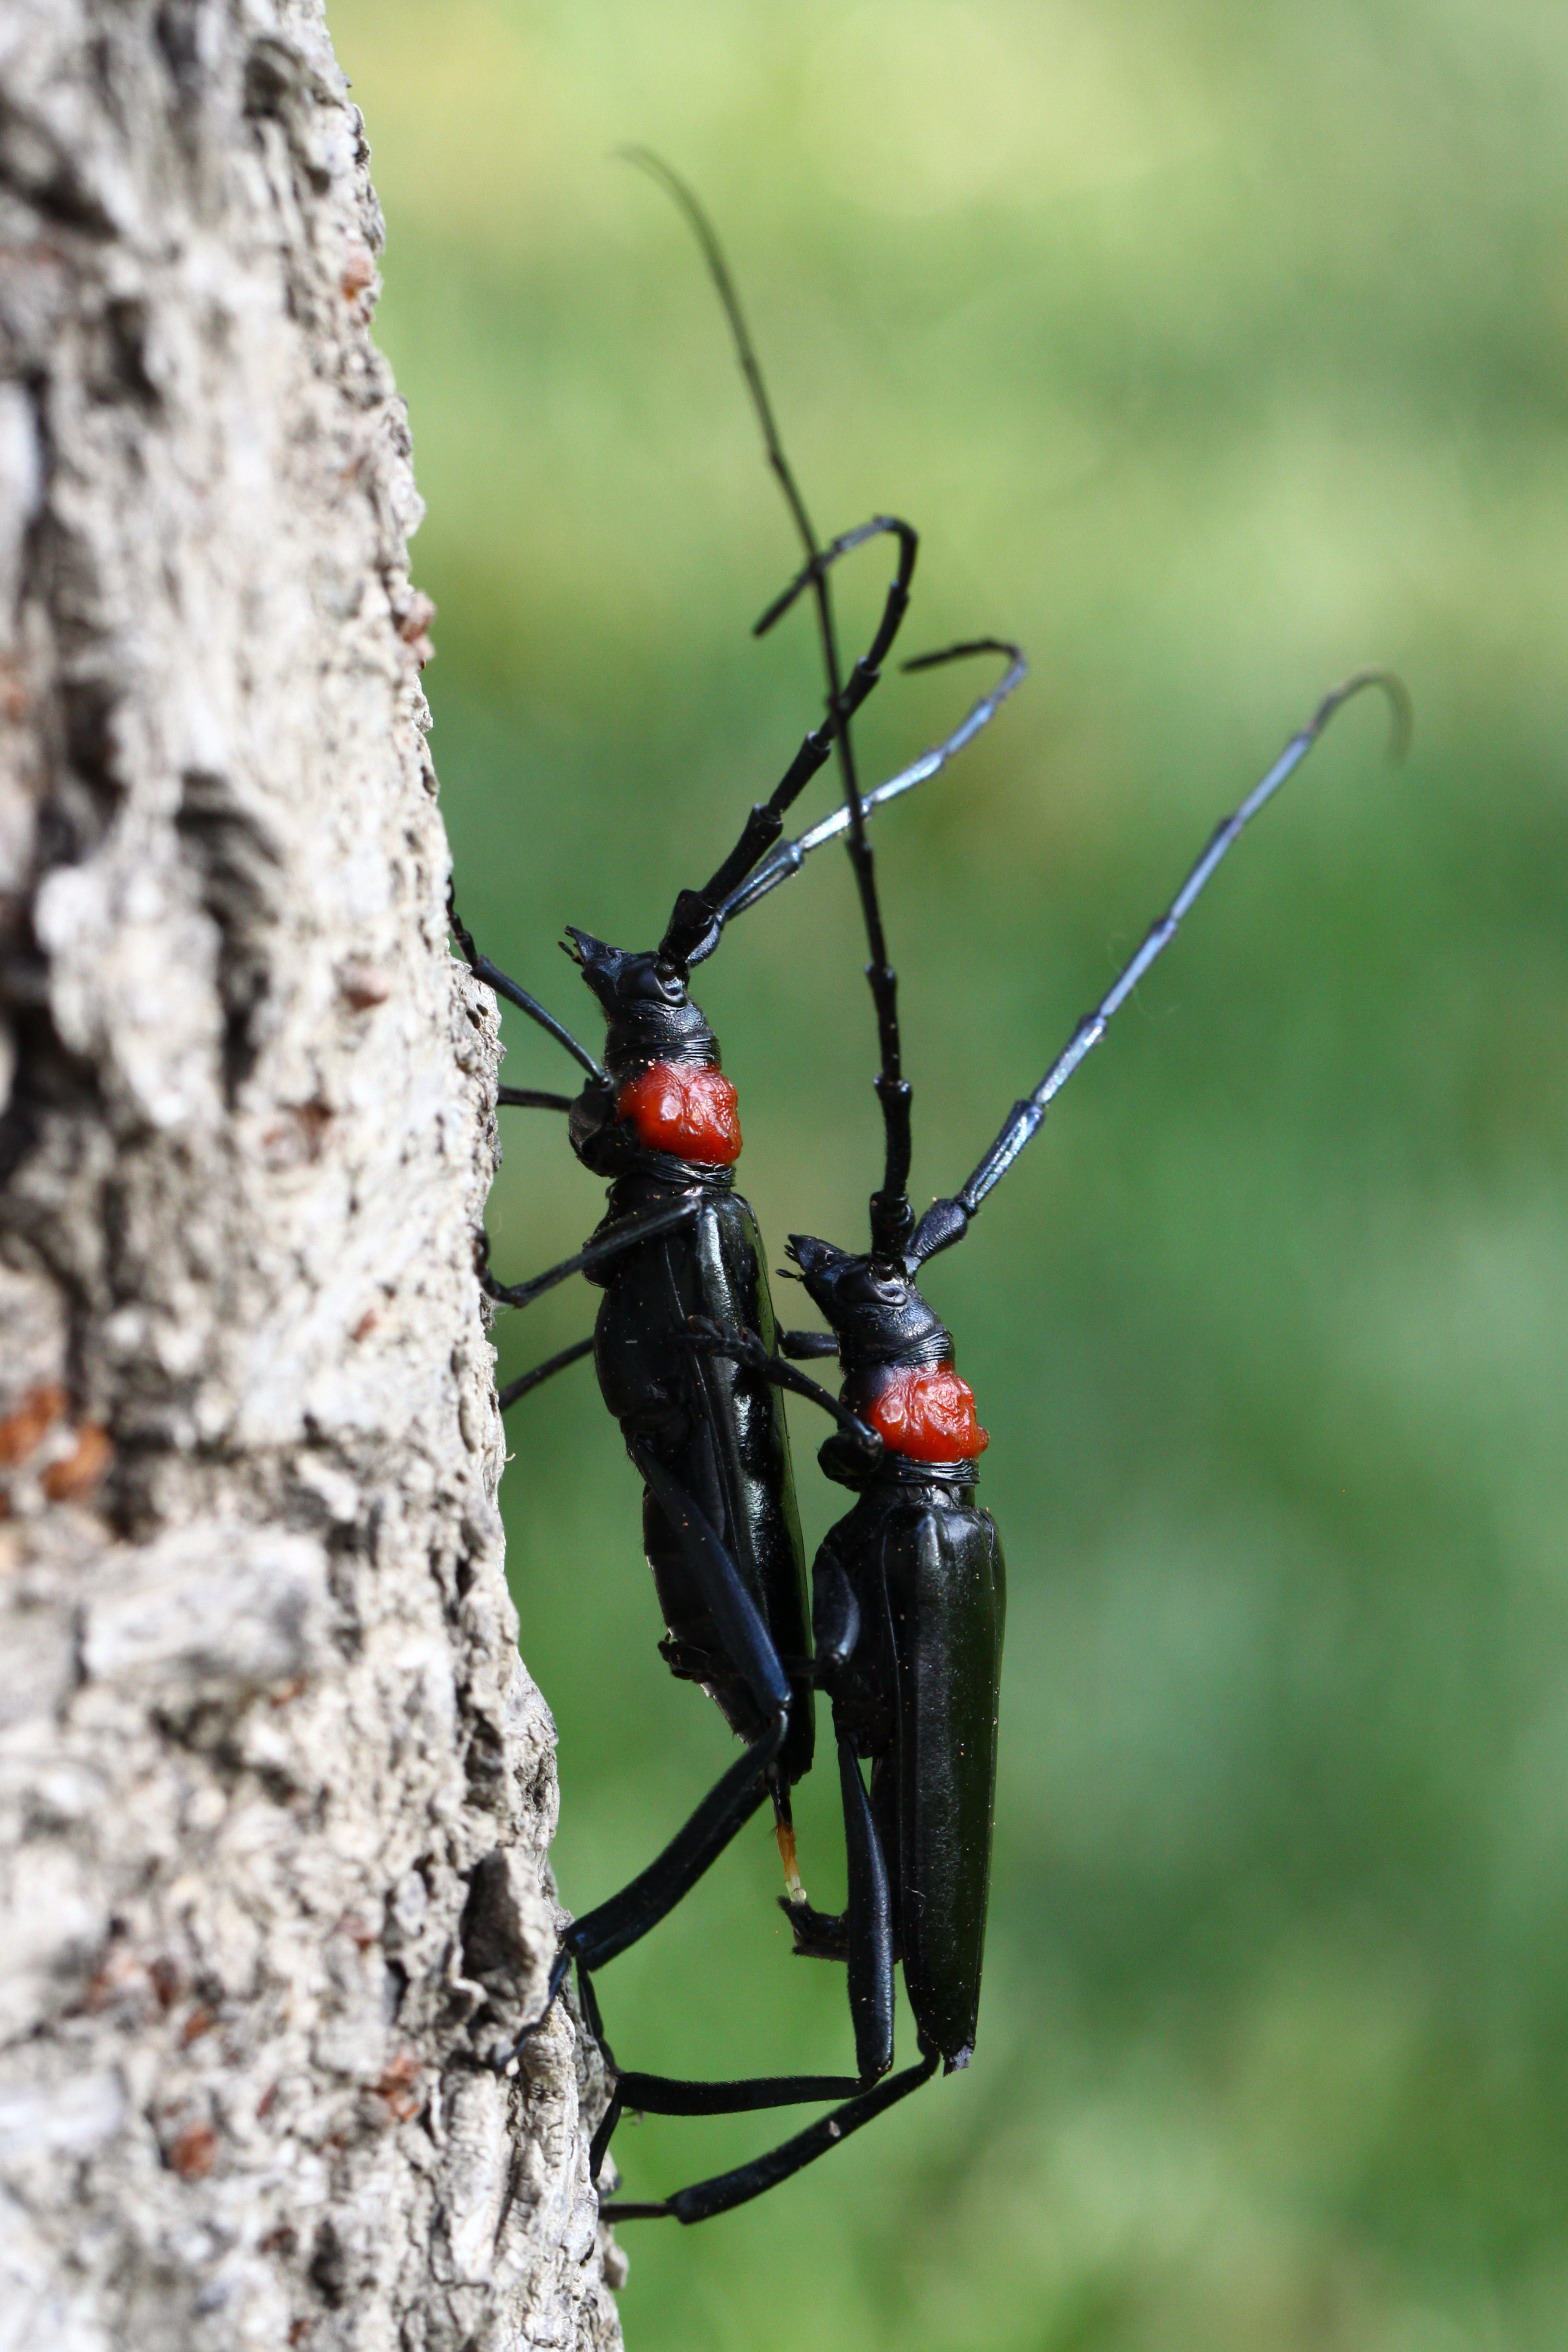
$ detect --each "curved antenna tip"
[1312,665,1413,766]
[616,143,669,178]
[901,637,1026,678]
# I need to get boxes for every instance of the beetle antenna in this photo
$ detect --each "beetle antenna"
[659,516,918,970]
[620,148,817,576]
[710,641,1028,930]
[623,147,920,1262]
[907,669,1412,1266]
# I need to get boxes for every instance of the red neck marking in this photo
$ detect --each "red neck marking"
[616,1061,742,1166]
[859,1360,988,1463]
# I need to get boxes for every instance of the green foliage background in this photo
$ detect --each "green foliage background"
[331,4,1568,2342]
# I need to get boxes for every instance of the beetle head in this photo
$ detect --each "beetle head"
[563,929,719,1076]
[785,1234,952,1369]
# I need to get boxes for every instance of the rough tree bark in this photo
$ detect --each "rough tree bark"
[0,5,621,2346]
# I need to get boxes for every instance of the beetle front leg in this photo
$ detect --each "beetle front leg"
[682,1318,885,1475]
[496,1333,596,1410]
[777,1328,839,1359]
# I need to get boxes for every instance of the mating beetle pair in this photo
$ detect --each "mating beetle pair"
[455,155,1407,2224]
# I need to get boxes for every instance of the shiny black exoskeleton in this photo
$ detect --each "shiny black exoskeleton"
[455,160,1031,2049]
[451,513,923,2024]
[781,1238,1004,2078]
[593,669,1406,2226]
[567,933,812,1793]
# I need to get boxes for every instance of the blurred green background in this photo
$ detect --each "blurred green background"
[331,4,1568,2344]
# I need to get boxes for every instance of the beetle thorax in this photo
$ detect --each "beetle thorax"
[565,929,741,1169]
[785,1233,990,1463]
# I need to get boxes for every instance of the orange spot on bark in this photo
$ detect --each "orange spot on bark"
[0,1385,67,1467]
[616,1062,741,1165]
[862,1363,989,1463]
[373,2050,423,2122]
[341,242,376,299]
[168,2122,217,2179]
[41,1423,111,1503]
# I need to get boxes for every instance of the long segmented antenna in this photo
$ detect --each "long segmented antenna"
[624,147,921,1261]
[710,641,1028,931]
[452,642,1025,1094]
[660,516,918,968]
[908,669,1412,1266]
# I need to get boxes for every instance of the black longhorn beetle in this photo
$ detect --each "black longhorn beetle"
[452,152,1026,2033]
[586,668,1409,2227]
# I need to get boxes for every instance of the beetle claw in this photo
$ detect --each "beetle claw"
[777,1894,851,1961]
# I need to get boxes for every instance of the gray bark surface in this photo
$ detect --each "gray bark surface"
[0,5,621,2345]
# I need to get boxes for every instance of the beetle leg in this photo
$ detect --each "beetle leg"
[602,2048,941,2224]
[553,1441,798,1984]
[777,1328,839,1359]
[481,1192,702,1312]
[496,1334,595,1411]
[603,2068,863,2128]
[811,1552,861,1676]
[838,1737,896,2082]
[564,1716,787,1980]
[448,893,605,1082]
[774,1739,894,2073]
[683,1319,882,1463]
[496,1085,574,1111]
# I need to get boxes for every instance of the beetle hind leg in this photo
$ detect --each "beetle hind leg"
[602,2047,941,2225]
[556,1442,802,1978]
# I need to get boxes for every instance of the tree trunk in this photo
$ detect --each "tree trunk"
[0,5,621,2345]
